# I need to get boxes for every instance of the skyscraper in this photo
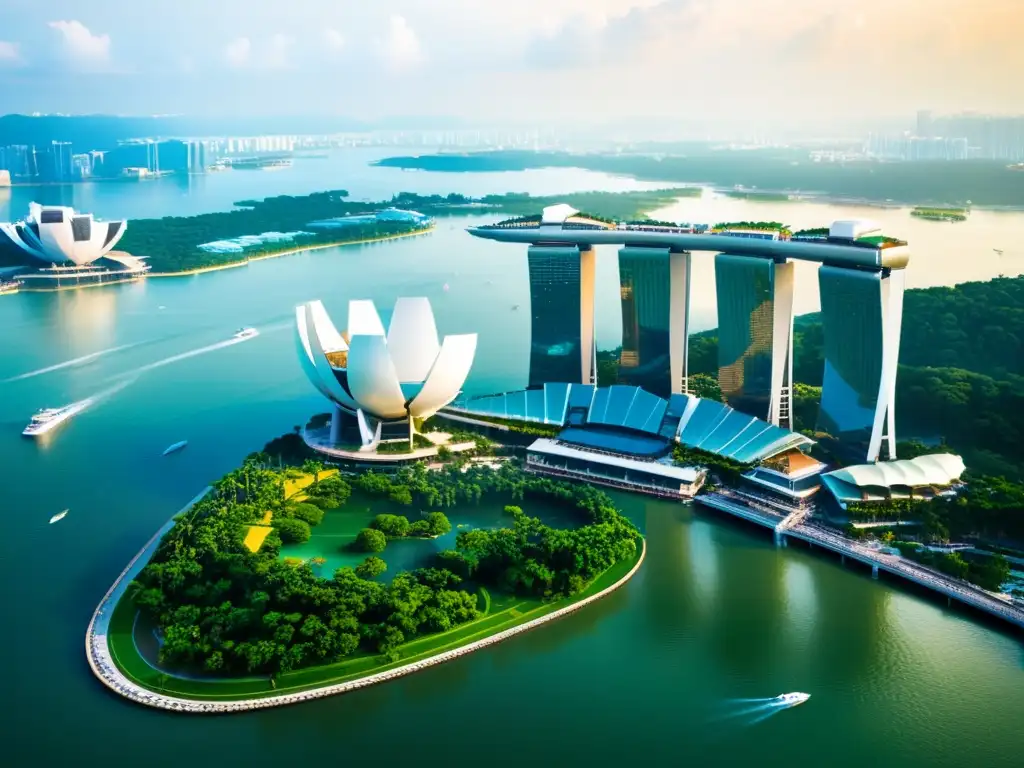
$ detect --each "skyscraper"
[617,247,690,398]
[526,245,595,388]
[816,266,904,462]
[714,254,794,426]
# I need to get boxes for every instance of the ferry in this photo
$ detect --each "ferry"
[774,692,810,706]
[49,509,69,524]
[162,440,188,456]
[233,327,259,340]
[23,399,93,437]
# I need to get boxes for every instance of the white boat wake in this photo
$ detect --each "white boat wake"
[2,343,139,383]
[709,695,810,727]
[113,335,257,378]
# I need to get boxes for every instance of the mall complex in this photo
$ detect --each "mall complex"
[456,205,964,513]
[295,204,965,516]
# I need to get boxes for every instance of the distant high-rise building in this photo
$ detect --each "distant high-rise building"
[187,141,207,173]
[916,110,933,138]
[156,140,189,173]
[43,141,74,182]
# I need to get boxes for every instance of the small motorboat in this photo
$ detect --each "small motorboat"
[49,509,69,524]
[162,440,188,456]
[993,248,1004,255]
[774,692,810,707]
[233,327,259,340]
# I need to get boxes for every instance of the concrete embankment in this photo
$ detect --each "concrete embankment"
[86,498,645,714]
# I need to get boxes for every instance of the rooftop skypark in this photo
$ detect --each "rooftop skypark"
[469,205,910,464]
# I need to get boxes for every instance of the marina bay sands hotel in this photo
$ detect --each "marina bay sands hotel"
[468,205,909,463]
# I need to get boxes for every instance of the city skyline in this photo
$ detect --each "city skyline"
[0,0,1021,127]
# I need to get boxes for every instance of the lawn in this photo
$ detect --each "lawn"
[105,541,643,701]
[283,469,339,502]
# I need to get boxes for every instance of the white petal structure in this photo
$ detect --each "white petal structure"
[0,203,127,266]
[295,297,477,444]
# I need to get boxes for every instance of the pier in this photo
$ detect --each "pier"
[696,492,1024,631]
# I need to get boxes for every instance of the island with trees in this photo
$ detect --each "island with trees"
[121,188,696,274]
[374,150,1024,208]
[91,451,644,709]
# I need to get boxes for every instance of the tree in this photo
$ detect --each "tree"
[424,511,452,536]
[276,518,311,544]
[302,459,324,483]
[371,514,410,538]
[355,528,387,553]
[355,556,387,580]
[290,502,325,527]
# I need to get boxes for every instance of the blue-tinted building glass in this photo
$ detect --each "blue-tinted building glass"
[715,254,775,419]
[617,248,673,397]
[588,387,611,424]
[528,246,582,387]
[525,388,546,422]
[543,382,571,424]
[699,410,758,454]
[624,389,662,433]
[679,399,732,447]
[816,266,883,451]
[507,389,527,420]
[731,424,784,463]
[604,385,639,427]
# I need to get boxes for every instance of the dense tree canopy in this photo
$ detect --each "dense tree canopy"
[128,457,640,677]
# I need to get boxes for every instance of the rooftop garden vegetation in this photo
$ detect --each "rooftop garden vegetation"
[911,207,968,222]
[123,454,640,678]
[711,221,792,236]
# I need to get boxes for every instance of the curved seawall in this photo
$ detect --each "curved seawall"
[86,494,646,714]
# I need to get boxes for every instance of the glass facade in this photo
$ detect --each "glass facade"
[528,246,583,387]
[816,266,884,450]
[618,248,672,397]
[715,254,777,419]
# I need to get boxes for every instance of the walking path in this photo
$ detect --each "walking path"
[86,494,646,713]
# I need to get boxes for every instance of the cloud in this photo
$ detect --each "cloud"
[224,37,251,68]
[48,20,111,68]
[324,28,346,52]
[0,41,22,65]
[224,34,293,70]
[378,15,423,71]
[265,34,294,69]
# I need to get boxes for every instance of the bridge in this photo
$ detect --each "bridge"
[696,492,1024,631]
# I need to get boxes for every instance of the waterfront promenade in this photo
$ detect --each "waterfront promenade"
[86,494,646,713]
[698,491,1024,631]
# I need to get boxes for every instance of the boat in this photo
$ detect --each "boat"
[22,399,94,437]
[774,692,810,706]
[0,279,23,296]
[49,509,69,524]
[233,327,259,340]
[512,304,520,310]
[162,440,188,456]
[993,248,1004,255]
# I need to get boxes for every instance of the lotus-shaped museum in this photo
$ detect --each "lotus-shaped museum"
[0,203,127,266]
[296,297,477,448]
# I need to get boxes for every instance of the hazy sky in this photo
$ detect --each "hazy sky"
[0,0,1020,125]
